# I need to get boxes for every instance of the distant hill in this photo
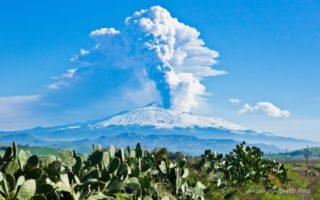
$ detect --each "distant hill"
[266,147,320,160]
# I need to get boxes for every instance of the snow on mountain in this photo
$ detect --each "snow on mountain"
[56,126,81,131]
[0,104,317,154]
[92,104,245,131]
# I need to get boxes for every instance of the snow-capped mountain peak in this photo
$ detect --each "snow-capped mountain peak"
[93,105,245,131]
[1,104,315,155]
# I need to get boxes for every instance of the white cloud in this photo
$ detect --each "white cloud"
[238,102,290,118]
[90,27,120,37]
[0,95,41,130]
[0,95,40,112]
[58,5,226,112]
[48,68,77,90]
[80,49,90,56]
[229,98,240,105]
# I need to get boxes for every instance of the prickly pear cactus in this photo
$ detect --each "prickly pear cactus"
[135,143,143,159]
[102,152,110,168]
[0,142,288,200]
[18,150,29,168]
[108,157,120,173]
[59,150,76,167]
[6,160,19,175]
[46,155,56,165]
[27,155,39,167]
[16,179,36,200]
[109,145,116,158]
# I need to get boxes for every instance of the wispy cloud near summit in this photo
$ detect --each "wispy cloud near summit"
[238,102,290,118]
[229,98,240,105]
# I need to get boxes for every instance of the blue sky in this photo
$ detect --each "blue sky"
[0,0,319,140]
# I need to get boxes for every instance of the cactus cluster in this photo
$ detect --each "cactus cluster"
[197,142,288,198]
[0,142,288,200]
[0,143,206,200]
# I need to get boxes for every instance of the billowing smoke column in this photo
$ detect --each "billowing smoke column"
[73,6,226,112]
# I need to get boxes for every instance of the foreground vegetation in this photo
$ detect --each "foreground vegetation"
[0,142,319,199]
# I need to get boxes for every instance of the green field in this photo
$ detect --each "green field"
[0,145,59,156]
[264,147,320,161]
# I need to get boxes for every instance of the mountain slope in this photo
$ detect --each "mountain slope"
[93,104,245,130]
[0,104,318,154]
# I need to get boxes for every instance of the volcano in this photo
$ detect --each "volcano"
[0,104,317,155]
